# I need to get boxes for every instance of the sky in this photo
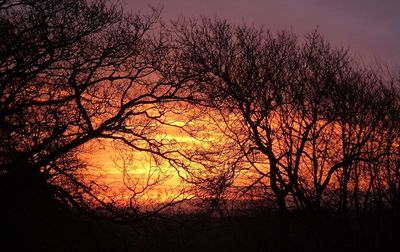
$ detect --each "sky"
[126,0,400,67]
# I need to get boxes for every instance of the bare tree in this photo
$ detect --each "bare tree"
[0,0,193,220]
[171,17,400,215]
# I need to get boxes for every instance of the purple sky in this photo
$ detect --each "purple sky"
[126,0,400,67]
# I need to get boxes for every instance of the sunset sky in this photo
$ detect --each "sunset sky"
[3,1,399,249]
[83,0,400,202]
[128,0,400,67]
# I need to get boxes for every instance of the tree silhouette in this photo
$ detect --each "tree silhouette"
[0,0,193,223]
[1,2,400,250]
[170,18,400,251]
